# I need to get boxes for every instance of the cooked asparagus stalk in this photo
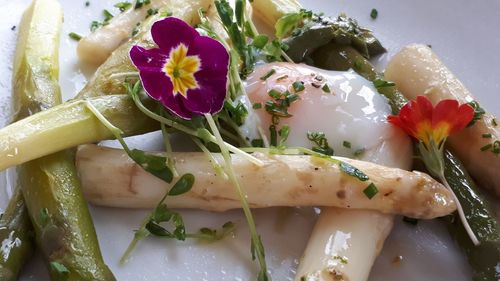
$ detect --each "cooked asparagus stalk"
[0,95,157,172]
[251,0,302,31]
[78,0,168,66]
[385,44,500,197]
[1,0,62,279]
[76,144,455,219]
[295,209,393,281]
[331,44,500,281]
[77,0,212,66]
[9,0,116,279]
[0,189,34,281]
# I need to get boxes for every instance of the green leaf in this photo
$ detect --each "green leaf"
[50,262,69,274]
[339,162,369,181]
[215,0,234,28]
[146,221,172,237]
[275,12,304,39]
[168,173,195,196]
[235,0,244,27]
[129,149,173,183]
[252,34,269,49]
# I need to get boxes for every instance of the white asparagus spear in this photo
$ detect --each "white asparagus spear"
[385,44,500,197]
[76,144,455,219]
[295,209,394,281]
[246,62,412,281]
[251,0,302,31]
[77,0,211,66]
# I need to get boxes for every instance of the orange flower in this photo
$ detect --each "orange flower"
[388,96,474,147]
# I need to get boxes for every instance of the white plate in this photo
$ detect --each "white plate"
[1,0,499,280]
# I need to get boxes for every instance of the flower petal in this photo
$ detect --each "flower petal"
[130,45,168,71]
[183,36,229,115]
[151,17,198,52]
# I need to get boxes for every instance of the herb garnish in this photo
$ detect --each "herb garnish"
[467,100,486,127]
[363,183,379,199]
[114,1,132,12]
[68,32,82,41]
[260,69,276,80]
[134,0,151,9]
[373,78,395,89]
[292,81,305,92]
[307,131,334,156]
[321,83,331,93]
[482,133,492,138]
[370,9,378,19]
[103,9,114,22]
[50,262,69,274]
[343,141,352,149]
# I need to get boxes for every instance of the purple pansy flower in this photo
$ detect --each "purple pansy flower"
[129,17,230,119]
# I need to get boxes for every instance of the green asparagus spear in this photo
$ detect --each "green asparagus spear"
[0,189,34,281]
[312,43,500,280]
[0,0,63,278]
[10,0,116,279]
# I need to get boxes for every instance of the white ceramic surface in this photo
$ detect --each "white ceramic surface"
[1,0,499,280]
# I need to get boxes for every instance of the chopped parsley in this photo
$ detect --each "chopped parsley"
[370,8,378,19]
[68,32,82,41]
[363,183,379,199]
[260,69,276,80]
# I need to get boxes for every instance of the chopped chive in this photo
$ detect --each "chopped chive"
[354,148,365,157]
[251,139,264,148]
[134,0,151,9]
[50,262,69,274]
[321,83,331,93]
[269,125,278,146]
[252,34,269,49]
[90,21,101,32]
[363,183,378,199]
[276,75,289,81]
[370,9,378,19]
[493,141,500,154]
[403,216,418,225]
[260,69,276,80]
[253,103,262,109]
[481,143,493,151]
[467,100,486,127]
[68,32,82,41]
[267,89,282,99]
[85,1,90,7]
[493,118,498,127]
[482,133,493,138]
[292,81,305,93]
[343,141,351,149]
[373,78,395,89]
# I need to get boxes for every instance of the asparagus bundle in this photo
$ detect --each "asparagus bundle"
[5,0,115,279]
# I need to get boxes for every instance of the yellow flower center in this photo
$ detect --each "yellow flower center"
[163,43,200,97]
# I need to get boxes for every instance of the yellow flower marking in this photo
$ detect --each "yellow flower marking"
[163,43,200,97]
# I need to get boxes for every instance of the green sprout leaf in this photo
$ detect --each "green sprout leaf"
[168,173,195,196]
[128,149,173,184]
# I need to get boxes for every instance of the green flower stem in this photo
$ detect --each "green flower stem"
[128,88,264,166]
[438,174,480,246]
[161,122,178,177]
[190,137,226,178]
[204,113,269,280]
